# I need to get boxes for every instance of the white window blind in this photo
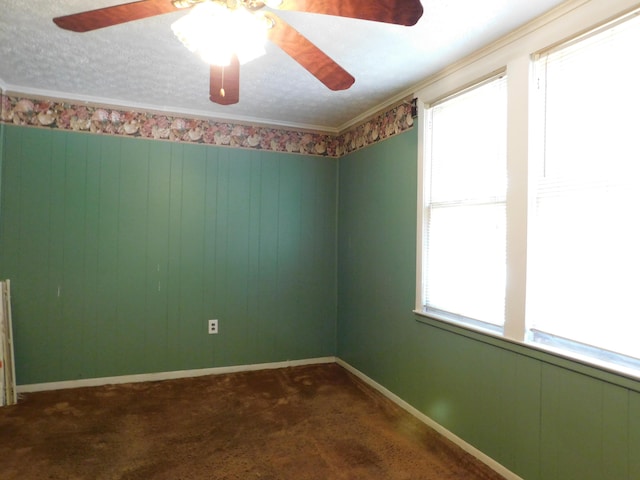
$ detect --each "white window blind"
[529,12,640,361]
[423,76,507,329]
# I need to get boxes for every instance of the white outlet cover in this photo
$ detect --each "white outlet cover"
[208,319,218,334]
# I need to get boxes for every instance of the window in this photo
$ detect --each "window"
[417,9,640,376]
[421,76,507,332]
[528,12,640,367]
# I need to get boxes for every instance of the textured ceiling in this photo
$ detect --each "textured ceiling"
[0,0,567,132]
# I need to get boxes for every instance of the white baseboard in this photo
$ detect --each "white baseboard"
[336,358,523,480]
[16,356,337,393]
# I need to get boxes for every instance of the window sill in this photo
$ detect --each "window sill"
[414,309,640,392]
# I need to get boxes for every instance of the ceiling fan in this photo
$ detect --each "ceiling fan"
[53,0,424,105]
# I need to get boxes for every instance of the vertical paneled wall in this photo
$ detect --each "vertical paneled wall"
[337,125,640,480]
[0,120,4,205]
[0,125,337,385]
[7,117,640,478]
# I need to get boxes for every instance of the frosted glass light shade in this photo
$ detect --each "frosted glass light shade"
[171,1,268,66]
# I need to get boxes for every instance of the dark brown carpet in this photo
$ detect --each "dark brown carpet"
[0,363,505,480]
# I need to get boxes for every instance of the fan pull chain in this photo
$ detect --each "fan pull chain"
[220,66,226,98]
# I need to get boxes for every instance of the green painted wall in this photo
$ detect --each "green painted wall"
[0,120,4,210]
[337,125,640,480]
[5,119,640,479]
[0,125,337,384]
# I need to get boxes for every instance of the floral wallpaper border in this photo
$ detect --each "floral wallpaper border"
[0,92,414,158]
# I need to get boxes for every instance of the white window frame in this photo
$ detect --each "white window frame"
[415,0,640,380]
[419,73,508,335]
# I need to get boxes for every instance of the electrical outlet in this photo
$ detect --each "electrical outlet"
[208,319,218,335]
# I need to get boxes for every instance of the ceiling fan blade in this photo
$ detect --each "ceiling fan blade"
[210,57,240,105]
[53,0,184,32]
[273,0,424,26]
[267,15,354,91]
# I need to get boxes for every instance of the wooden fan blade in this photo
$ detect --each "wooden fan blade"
[53,0,184,32]
[274,0,424,26]
[210,57,240,105]
[267,15,354,91]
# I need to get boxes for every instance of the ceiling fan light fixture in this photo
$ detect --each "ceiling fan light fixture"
[171,0,203,9]
[171,1,268,66]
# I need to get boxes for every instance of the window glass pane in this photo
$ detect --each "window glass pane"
[540,15,640,179]
[529,182,640,358]
[430,79,507,202]
[426,203,506,325]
